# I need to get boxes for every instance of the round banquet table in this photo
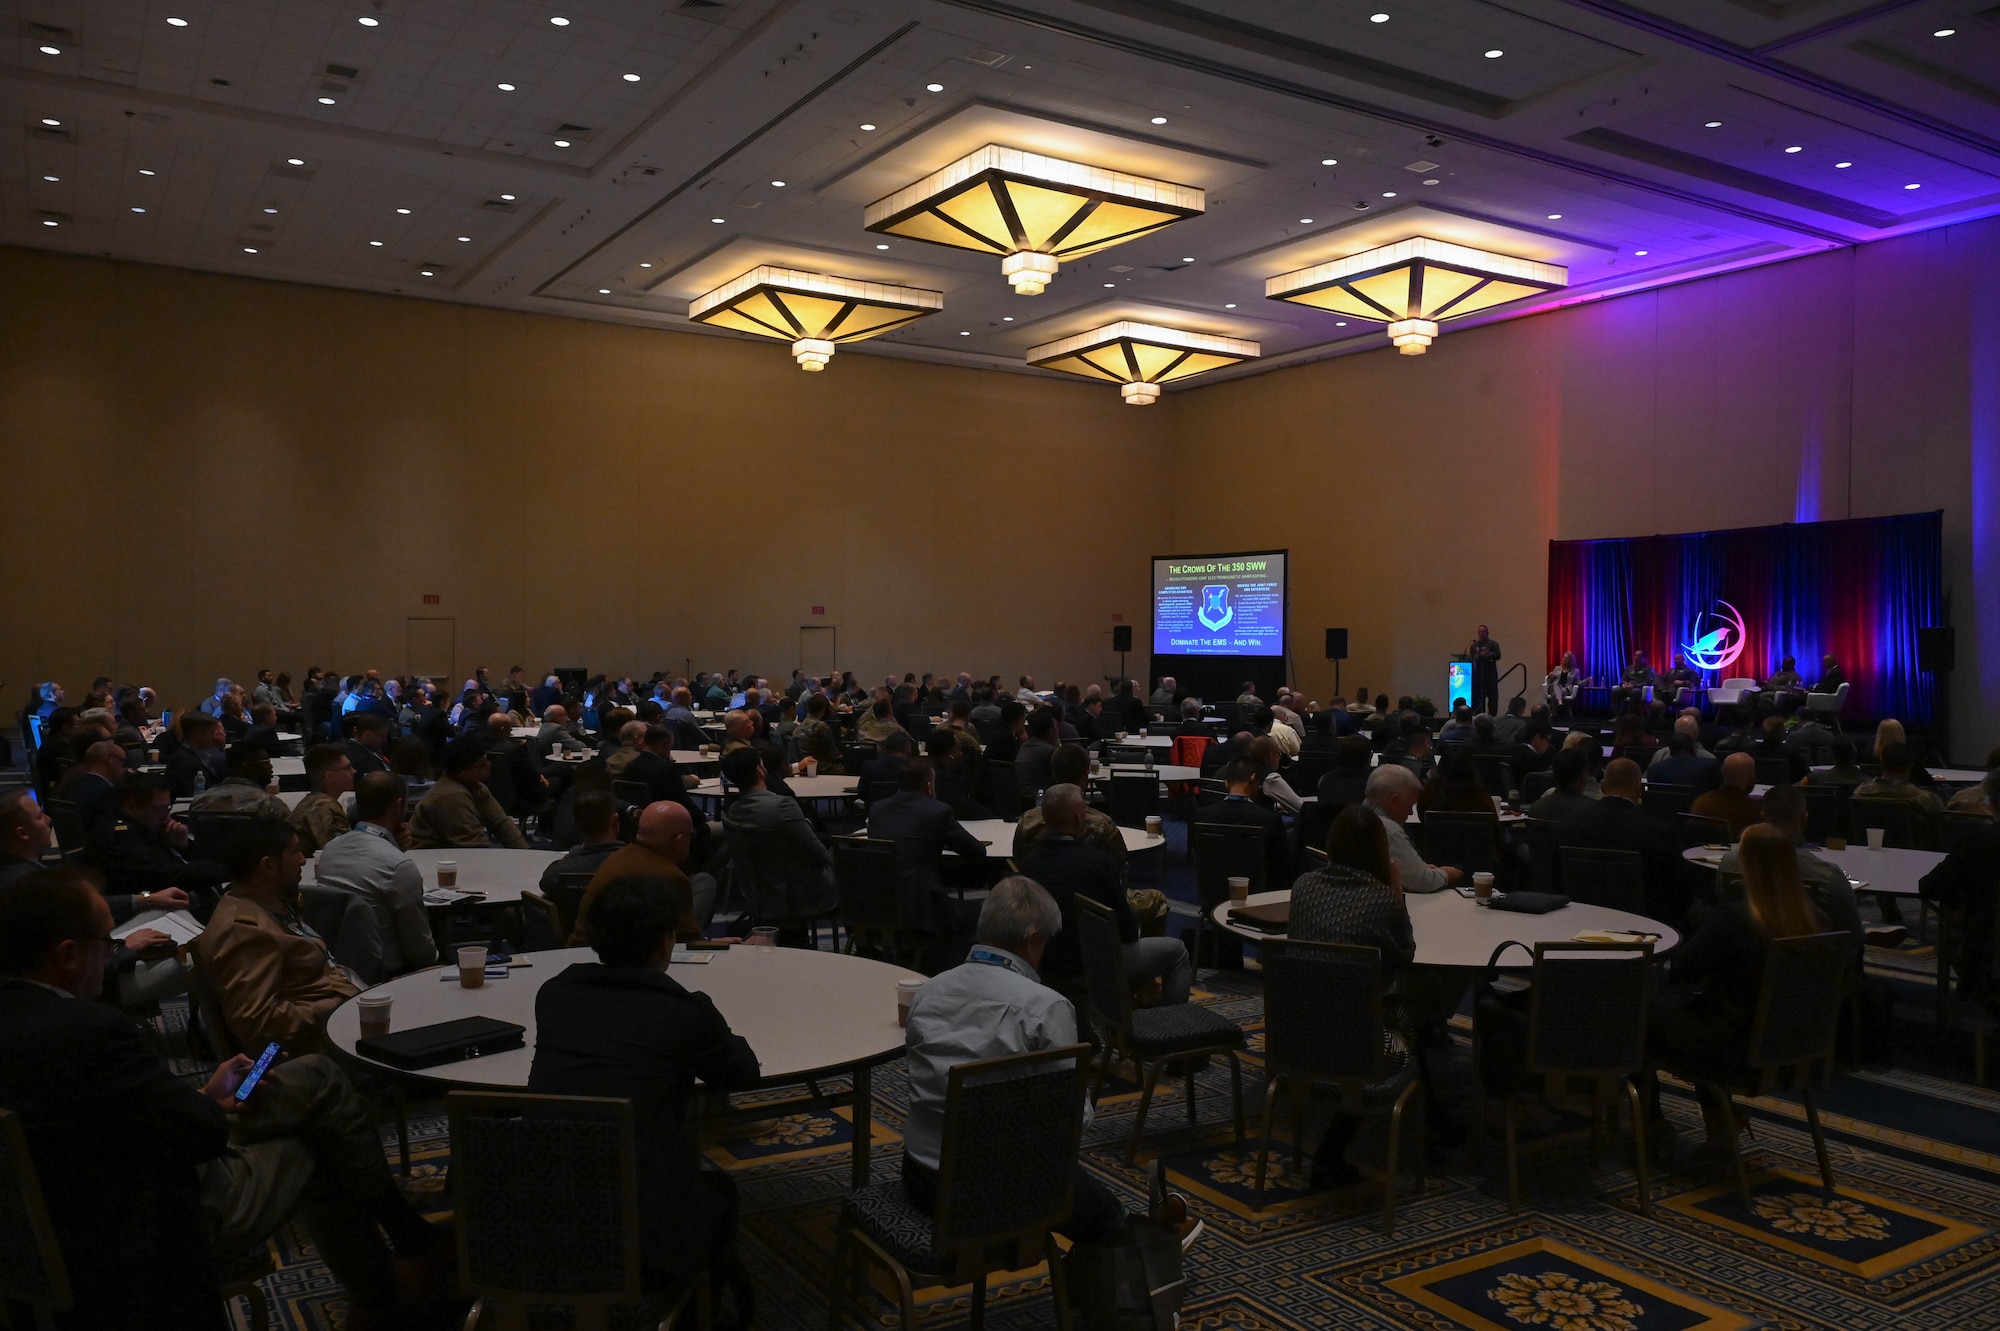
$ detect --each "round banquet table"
[691,774,858,799]
[307,846,563,908]
[1092,763,1201,783]
[954,818,1166,856]
[328,944,922,1186]
[1210,888,1679,968]
[270,756,304,778]
[1681,843,1942,896]
[1099,735,1174,750]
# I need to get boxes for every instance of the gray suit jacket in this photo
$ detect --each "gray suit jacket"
[724,788,836,918]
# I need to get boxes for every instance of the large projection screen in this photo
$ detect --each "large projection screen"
[1152,551,1288,658]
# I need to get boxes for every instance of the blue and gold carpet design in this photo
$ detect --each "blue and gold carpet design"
[230,951,2000,1331]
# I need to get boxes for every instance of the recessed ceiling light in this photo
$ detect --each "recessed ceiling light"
[1336,321,1347,326]
[130,207,146,213]
[457,236,471,242]
[1422,178,1439,185]
[1834,161,1852,169]
[1224,302,1237,308]
[1634,249,1648,256]
[1182,257,1195,263]
[623,72,641,81]
[39,45,60,55]
[318,96,337,104]
[875,243,890,249]
[1299,217,1314,224]
[553,138,571,147]
[358,15,379,25]
[396,207,411,214]
[1382,191,1397,197]
[959,330,970,336]
[1905,182,1921,189]
[711,217,725,223]
[598,288,611,294]
[287,158,305,165]
[243,247,258,253]
[40,118,60,127]
[167,16,188,25]
[1484,49,1503,57]
[1704,120,1722,128]
[139,168,156,176]
[1547,213,1563,219]
[860,123,876,131]
[42,174,58,181]
[770,180,786,187]
[421,269,435,276]
[497,82,515,91]
[1784,145,1802,153]
[42,219,58,226]
[1933,27,1955,35]
[369,240,384,246]
[1002,316,1014,321]
[1150,115,1167,124]
[1104,282,1115,287]
[925,82,944,92]
[639,262,652,268]
[549,15,569,24]
[263,207,277,214]
[1320,157,1338,166]
[1370,12,1390,20]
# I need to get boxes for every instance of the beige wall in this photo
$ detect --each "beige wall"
[0,246,1166,712]
[1167,213,2000,759]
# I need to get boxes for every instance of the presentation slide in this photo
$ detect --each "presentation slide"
[1152,551,1288,657]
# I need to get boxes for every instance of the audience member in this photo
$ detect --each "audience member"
[1716,784,1867,952]
[310,774,437,984]
[1647,731,1720,791]
[867,757,986,972]
[188,742,294,821]
[344,712,392,777]
[570,801,708,945]
[1690,752,1764,838]
[1014,706,1061,804]
[409,737,530,850]
[1526,747,1595,822]
[720,747,837,923]
[86,773,228,906]
[289,743,356,856]
[165,714,229,797]
[1559,758,1688,921]
[1193,758,1293,893]
[1365,765,1461,894]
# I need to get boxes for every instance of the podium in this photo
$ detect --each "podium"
[1447,658,1472,711]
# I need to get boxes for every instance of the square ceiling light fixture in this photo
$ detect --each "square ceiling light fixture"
[1266,237,1566,354]
[865,145,1204,294]
[688,266,943,370]
[1027,321,1258,404]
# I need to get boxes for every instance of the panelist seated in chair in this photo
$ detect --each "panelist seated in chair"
[1636,824,1829,1154]
[408,736,530,851]
[1610,652,1656,713]
[530,874,762,1323]
[0,867,453,1331]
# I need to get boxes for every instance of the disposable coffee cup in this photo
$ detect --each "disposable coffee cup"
[750,926,779,948]
[896,977,923,1027]
[358,994,393,1038]
[1228,875,1250,904]
[1826,836,1847,851]
[1117,731,1129,741]
[437,860,458,888]
[1867,828,1886,851]
[457,945,487,988]
[1473,872,1495,904]
[802,757,817,777]
[146,748,160,764]
[1146,815,1163,838]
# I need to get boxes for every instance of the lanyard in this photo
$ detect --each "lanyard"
[966,946,1031,980]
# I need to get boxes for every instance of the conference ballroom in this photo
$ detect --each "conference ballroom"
[5,0,2000,1328]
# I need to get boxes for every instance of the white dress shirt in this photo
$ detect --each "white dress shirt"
[1373,804,1450,894]
[311,822,437,983]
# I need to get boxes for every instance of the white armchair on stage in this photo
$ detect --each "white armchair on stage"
[1706,677,1759,711]
[1804,681,1850,731]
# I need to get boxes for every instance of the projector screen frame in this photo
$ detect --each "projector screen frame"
[1148,547,1291,706]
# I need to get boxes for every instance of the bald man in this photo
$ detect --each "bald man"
[1691,752,1763,840]
[533,704,584,760]
[1557,758,1690,921]
[569,801,710,946]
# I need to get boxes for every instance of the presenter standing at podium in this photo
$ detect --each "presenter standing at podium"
[1468,624,1503,716]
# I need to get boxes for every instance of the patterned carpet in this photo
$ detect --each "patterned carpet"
[228,949,2000,1331]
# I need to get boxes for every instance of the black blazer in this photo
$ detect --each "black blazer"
[1555,795,1689,921]
[527,964,760,1269]
[1014,740,1057,803]
[344,739,390,776]
[0,981,232,1329]
[1017,837,1133,986]
[866,790,986,931]
[623,750,712,864]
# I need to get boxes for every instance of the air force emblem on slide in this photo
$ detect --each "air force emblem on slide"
[1681,599,1748,673]
[1198,584,1234,632]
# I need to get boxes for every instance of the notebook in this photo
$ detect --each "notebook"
[1228,902,1291,934]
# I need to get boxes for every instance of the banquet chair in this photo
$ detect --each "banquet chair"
[1105,773,1162,830]
[520,888,566,952]
[1707,678,1758,717]
[447,1092,710,1331]
[1254,940,1423,1232]
[1848,797,1933,850]
[723,821,841,949]
[1641,783,1697,819]
[1753,755,1795,788]
[1557,847,1646,914]
[980,760,1019,820]
[1655,933,1849,1203]
[826,1044,1089,1331]
[1076,897,1245,1163]
[1189,823,1267,971]
[44,799,90,865]
[1417,810,1499,877]
[1801,783,1851,844]
[833,837,927,969]
[1469,754,1513,800]
[0,1108,274,1331]
[1472,942,1654,1217]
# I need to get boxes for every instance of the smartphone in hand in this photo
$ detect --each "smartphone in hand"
[234,1042,282,1103]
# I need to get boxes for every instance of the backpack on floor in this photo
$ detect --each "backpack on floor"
[1063,1161,1187,1330]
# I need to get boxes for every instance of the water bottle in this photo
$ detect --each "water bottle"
[193,770,207,794]
[1145,747,1155,773]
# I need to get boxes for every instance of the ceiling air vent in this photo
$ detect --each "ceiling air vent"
[963,48,1010,66]
[482,197,521,213]
[325,62,361,79]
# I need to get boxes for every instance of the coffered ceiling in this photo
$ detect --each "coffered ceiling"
[6,0,1997,386]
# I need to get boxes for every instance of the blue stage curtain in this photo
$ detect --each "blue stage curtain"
[1547,512,1941,725]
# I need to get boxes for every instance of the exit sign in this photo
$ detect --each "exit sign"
[422,594,440,605]
[811,605,826,616]
[1111,613,1124,622]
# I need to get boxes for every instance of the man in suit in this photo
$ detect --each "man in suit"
[1526,746,1596,822]
[409,736,530,850]
[343,711,391,777]
[53,738,127,844]
[720,747,836,927]
[1018,785,1192,1004]
[867,758,987,972]
[924,728,992,820]
[1691,752,1764,838]
[530,874,761,1322]
[1558,758,1689,922]
[1014,706,1061,805]
[1813,654,1847,696]
[1646,732,1720,791]
[539,791,627,894]
[0,866,449,1330]
[622,725,709,854]
[531,703,586,759]
[193,817,360,1055]
[1468,624,1503,715]
[166,713,229,797]
[85,773,228,909]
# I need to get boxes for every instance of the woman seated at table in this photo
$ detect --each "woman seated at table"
[1288,806,1416,1188]
[1641,823,1829,1152]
